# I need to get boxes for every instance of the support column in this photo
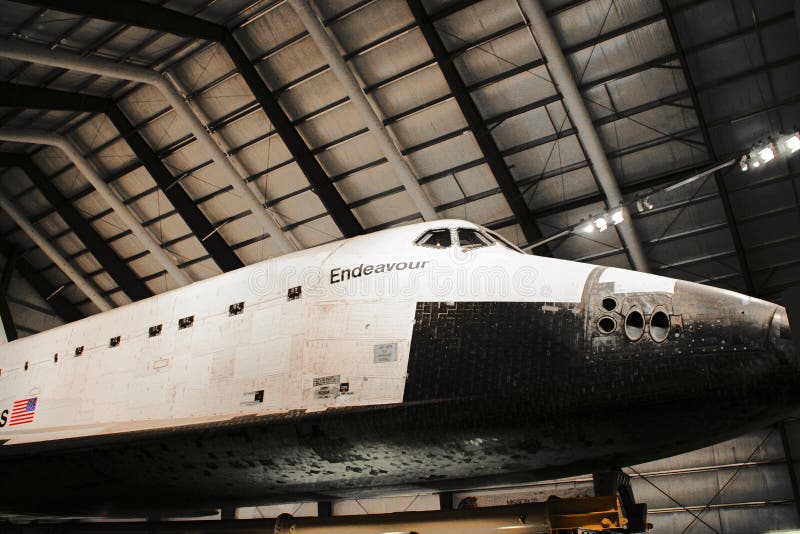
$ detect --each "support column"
[517,0,650,272]
[317,501,332,517]
[439,492,454,510]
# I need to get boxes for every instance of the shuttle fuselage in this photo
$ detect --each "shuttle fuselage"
[0,220,796,516]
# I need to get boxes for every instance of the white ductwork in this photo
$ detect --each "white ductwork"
[0,128,192,287]
[517,0,650,272]
[288,0,439,222]
[0,188,113,312]
[0,39,296,255]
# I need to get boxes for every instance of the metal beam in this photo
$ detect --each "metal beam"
[0,185,113,311]
[516,161,716,223]
[0,151,152,301]
[0,81,244,273]
[289,0,438,221]
[0,235,82,324]
[518,0,650,272]
[0,245,19,342]
[0,128,192,288]
[10,0,224,40]
[11,0,365,239]
[104,106,246,272]
[1,38,708,254]
[219,35,366,237]
[10,10,692,222]
[660,0,755,294]
[46,0,674,163]
[9,86,703,261]
[0,81,106,114]
[0,40,296,257]
[407,0,550,254]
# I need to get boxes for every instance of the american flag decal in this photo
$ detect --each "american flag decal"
[9,397,37,426]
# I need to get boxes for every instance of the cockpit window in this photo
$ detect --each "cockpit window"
[415,228,452,249]
[458,228,493,249]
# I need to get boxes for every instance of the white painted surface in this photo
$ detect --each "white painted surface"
[0,220,606,445]
[599,268,676,295]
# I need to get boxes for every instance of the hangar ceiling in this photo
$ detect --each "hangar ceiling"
[0,0,797,334]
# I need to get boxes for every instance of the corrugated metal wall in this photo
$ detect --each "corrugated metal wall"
[632,426,799,533]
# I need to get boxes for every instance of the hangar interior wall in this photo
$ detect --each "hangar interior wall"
[631,426,799,533]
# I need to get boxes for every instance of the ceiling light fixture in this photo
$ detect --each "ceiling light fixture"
[758,143,775,163]
[593,217,608,232]
[636,196,655,212]
[739,154,749,172]
[739,133,800,172]
[783,132,800,153]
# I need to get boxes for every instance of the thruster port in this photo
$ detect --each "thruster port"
[625,309,645,341]
[601,297,618,312]
[650,310,670,342]
[598,317,617,334]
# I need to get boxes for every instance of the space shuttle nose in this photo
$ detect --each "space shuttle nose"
[583,269,800,426]
[673,284,800,419]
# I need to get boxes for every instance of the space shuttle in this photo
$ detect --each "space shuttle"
[0,219,797,517]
